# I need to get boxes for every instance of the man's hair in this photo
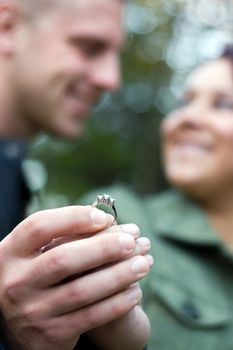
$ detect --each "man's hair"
[0,0,61,16]
[14,0,126,17]
[22,0,64,15]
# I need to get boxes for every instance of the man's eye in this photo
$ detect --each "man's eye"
[214,100,233,110]
[70,38,106,57]
[80,43,104,56]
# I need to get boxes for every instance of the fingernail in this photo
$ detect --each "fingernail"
[145,254,154,267]
[122,224,140,238]
[90,208,108,225]
[136,237,151,250]
[131,256,149,275]
[119,234,135,252]
[126,286,142,304]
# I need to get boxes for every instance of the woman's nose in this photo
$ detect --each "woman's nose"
[162,101,207,134]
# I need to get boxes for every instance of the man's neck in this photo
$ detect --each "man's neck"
[0,114,32,139]
[0,66,32,139]
[0,93,34,139]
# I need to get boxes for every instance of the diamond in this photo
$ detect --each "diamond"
[96,194,115,208]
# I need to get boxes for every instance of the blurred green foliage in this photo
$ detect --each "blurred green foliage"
[29,0,233,205]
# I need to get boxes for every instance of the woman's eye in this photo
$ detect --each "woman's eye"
[177,97,191,108]
[214,100,233,110]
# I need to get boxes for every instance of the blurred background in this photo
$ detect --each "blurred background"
[27,0,233,209]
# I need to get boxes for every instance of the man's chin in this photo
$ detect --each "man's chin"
[64,126,85,140]
[51,122,86,140]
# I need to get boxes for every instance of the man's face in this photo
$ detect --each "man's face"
[10,0,125,138]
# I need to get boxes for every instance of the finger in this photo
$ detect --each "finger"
[133,237,151,256]
[114,236,151,261]
[31,233,138,287]
[32,235,151,288]
[38,233,93,253]
[98,223,141,239]
[40,223,141,253]
[42,255,153,316]
[51,285,142,335]
[6,206,113,256]
[36,235,152,288]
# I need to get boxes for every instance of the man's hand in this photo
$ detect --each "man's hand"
[0,206,152,350]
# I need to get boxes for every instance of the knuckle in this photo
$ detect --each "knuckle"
[43,326,61,344]
[97,233,121,258]
[47,252,69,275]
[98,236,111,256]
[1,282,42,325]
[43,320,77,347]
[2,276,25,304]
[20,303,39,324]
[109,292,137,317]
[66,283,87,305]
[23,213,43,236]
[81,308,99,330]
[112,269,130,287]
[110,301,126,316]
[81,297,130,332]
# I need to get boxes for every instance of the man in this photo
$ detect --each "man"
[0,0,153,349]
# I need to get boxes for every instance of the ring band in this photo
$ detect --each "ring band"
[92,194,117,224]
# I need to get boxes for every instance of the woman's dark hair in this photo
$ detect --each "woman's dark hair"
[220,44,233,63]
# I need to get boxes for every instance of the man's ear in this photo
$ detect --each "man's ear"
[0,4,19,56]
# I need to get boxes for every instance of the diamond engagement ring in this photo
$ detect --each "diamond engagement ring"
[92,194,117,224]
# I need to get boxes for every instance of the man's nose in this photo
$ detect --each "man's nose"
[92,54,121,93]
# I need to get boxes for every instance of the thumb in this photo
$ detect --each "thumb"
[3,205,113,257]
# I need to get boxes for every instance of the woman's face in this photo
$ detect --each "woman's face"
[162,58,233,198]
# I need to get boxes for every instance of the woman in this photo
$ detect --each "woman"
[142,46,233,350]
[81,46,233,349]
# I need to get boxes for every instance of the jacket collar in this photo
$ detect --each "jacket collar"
[145,189,221,246]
